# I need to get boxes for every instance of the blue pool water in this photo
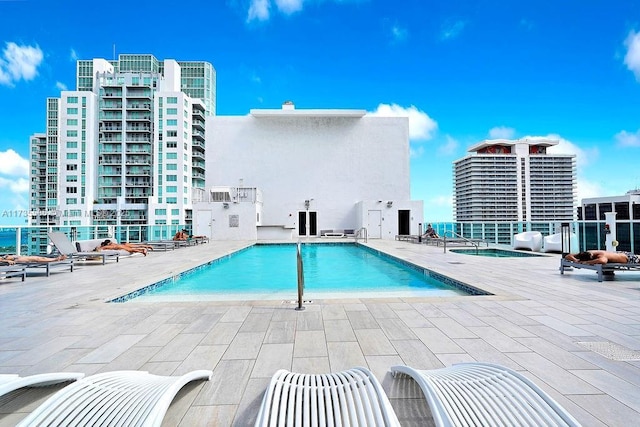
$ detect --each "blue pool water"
[124,244,476,302]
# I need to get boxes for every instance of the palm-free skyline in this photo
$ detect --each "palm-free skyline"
[1,0,639,225]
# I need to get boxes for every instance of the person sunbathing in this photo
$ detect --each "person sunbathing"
[97,240,150,256]
[1,254,67,265]
[565,250,640,265]
[173,230,189,241]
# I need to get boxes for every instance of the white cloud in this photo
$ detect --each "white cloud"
[438,135,458,155]
[0,150,29,221]
[529,134,597,168]
[70,48,79,61]
[441,20,466,40]
[248,0,271,22]
[0,42,44,86]
[0,149,29,176]
[624,30,640,81]
[275,0,303,14]
[368,103,438,140]
[391,25,408,43]
[56,81,68,91]
[576,178,603,203]
[615,129,640,147]
[488,126,515,139]
[410,145,424,158]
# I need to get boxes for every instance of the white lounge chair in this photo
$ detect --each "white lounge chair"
[17,370,212,427]
[391,363,581,427]
[47,231,120,265]
[513,231,543,251]
[0,372,84,397]
[255,367,400,426]
[543,232,579,253]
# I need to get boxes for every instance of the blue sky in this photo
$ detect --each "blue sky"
[1,0,640,225]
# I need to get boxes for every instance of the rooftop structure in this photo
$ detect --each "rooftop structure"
[453,138,577,223]
[194,102,423,240]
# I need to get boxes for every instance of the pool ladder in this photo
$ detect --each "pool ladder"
[296,240,305,310]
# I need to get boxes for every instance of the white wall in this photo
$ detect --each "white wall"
[205,110,419,238]
[193,201,259,240]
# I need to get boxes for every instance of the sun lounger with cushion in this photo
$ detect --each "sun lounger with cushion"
[17,370,212,427]
[560,258,640,282]
[0,372,84,397]
[255,367,400,426]
[391,363,581,427]
[21,257,74,276]
[48,231,120,265]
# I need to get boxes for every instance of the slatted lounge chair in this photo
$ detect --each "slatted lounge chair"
[560,258,640,282]
[2,254,74,277]
[0,264,27,281]
[0,372,84,397]
[17,370,212,427]
[255,367,401,426]
[391,363,581,427]
[47,231,120,265]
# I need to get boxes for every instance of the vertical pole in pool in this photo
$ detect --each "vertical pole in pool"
[296,240,305,311]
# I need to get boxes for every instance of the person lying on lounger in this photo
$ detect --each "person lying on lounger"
[564,250,640,265]
[97,240,151,256]
[173,230,189,241]
[0,254,67,265]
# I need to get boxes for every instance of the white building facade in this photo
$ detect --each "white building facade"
[453,138,576,222]
[193,103,423,240]
[29,54,215,252]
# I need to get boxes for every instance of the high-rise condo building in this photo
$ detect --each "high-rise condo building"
[29,54,215,250]
[453,138,576,222]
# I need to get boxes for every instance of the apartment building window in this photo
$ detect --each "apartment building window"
[67,96,78,104]
[166,197,177,203]
[66,198,77,204]
[166,153,177,159]
[66,175,78,182]
[166,164,177,170]
[171,209,180,215]
[66,187,77,193]
[167,108,177,115]
[66,164,78,171]
[67,130,78,137]
[155,209,166,215]
[166,141,177,148]
[166,119,177,126]
[66,141,78,148]
[166,175,177,181]
[155,220,166,225]
[67,119,78,126]
[166,186,177,193]
[167,130,177,137]
[167,97,178,104]
[67,108,78,114]
[66,153,78,160]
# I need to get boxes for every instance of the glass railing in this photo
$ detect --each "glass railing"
[0,225,195,256]
[425,220,639,253]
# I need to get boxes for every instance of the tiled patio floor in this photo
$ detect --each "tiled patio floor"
[1,239,639,426]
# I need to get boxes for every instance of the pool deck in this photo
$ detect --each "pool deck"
[1,239,639,426]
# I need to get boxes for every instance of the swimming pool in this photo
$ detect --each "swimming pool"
[450,248,543,258]
[113,243,487,302]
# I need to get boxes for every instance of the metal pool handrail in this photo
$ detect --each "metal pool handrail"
[296,240,305,311]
